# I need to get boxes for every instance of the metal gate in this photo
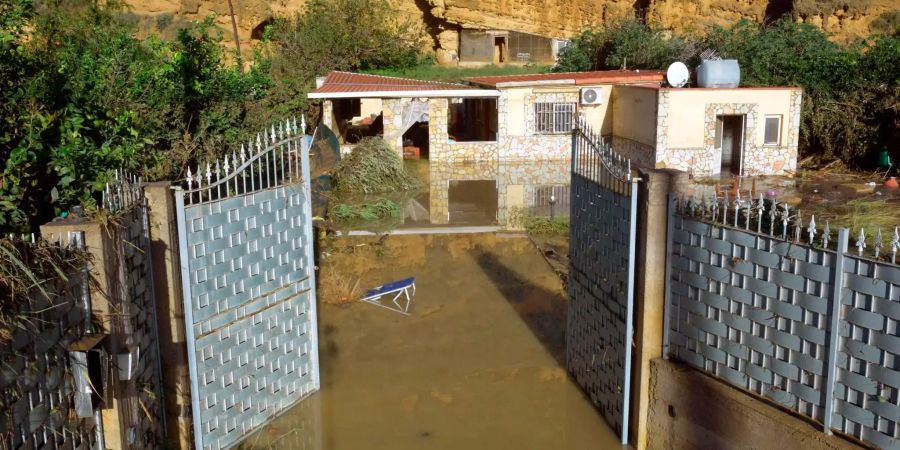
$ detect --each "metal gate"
[566,119,639,445]
[174,119,320,449]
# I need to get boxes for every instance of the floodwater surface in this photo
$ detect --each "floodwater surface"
[239,234,621,449]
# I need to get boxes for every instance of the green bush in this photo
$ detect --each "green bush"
[524,216,569,237]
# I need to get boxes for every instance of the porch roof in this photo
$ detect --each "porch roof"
[308,71,500,99]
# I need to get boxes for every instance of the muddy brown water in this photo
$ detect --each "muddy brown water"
[239,234,621,449]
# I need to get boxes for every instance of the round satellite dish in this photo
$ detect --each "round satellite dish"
[666,62,689,88]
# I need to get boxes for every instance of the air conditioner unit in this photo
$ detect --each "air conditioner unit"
[580,87,603,106]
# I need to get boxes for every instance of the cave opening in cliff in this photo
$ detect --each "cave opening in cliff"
[448,98,498,142]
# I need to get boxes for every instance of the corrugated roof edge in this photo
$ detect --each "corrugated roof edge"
[326,71,476,89]
[464,70,666,88]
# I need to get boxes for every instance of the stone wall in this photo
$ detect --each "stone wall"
[611,136,655,169]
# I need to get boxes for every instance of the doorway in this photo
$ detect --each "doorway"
[493,36,507,64]
[717,115,745,175]
[448,180,498,225]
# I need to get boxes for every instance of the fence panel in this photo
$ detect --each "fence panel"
[0,235,100,450]
[174,119,320,450]
[665,192,900,449]
[566,118,638,444]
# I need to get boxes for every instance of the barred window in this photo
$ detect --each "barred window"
[534,102,576,134]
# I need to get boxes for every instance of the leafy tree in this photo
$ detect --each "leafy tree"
[554,18,696,72]
[0,0,273,231]
[266,0,427,84]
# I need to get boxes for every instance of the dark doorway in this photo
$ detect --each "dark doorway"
[493,36,507,64]
[402,122,429,160]
[717,115,745,175]
[448,180,498,225]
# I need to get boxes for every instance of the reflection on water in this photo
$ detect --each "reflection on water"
[396,159,570,228]
[240,234,620,449]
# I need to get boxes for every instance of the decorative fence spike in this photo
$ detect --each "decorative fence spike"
[780,203,789,239]
[823,221,831,249]
[856,228,867,256]
[807,215,817,244]
[891,227,899,264]
[795,211,802,242]
[723,192,730,225]
[875,228,883,259]
[179,118,310,206]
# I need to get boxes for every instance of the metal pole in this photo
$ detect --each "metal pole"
[822,227,849,434]
[662,193,675,359]
[301,133,322,392]
[621,176,640,446]
[226,0,243,73]
[173,187,205,450]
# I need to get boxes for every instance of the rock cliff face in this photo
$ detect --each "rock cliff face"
[123,0,897,61]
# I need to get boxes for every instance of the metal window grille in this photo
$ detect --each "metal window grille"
[532,185,570,217]
[535,102,575,134]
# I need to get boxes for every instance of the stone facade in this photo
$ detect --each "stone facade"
[425,92,575,224]
[611,135,655,169]
[653,91,802,177]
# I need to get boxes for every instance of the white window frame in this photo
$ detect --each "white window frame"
[534,102,576,135]
[763,115,782,146]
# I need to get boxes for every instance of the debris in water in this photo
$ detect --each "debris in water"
[360,277,416,315]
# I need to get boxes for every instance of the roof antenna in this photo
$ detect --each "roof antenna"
[622,57,627,70]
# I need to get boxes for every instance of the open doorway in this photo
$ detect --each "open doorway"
[716,115,745,175]
[448,180,498,225]
[402,122,429,160]
[493,36,507,64]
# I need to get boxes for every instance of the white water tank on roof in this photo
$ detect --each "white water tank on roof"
[697,59,741,88]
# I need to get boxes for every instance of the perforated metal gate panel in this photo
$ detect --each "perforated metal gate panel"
[175,123,319,450]
[566,122,638,444]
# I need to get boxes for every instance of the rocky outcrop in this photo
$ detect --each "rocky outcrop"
[122,0,897,61]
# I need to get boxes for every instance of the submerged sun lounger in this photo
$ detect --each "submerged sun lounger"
[359,277,416,315]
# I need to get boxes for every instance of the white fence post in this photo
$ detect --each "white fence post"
[822,227,850,434]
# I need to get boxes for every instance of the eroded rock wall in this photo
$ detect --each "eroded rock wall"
[122,0,897,61]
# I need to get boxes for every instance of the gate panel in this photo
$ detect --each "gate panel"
[175,120,320,449]
[566,120,638,444]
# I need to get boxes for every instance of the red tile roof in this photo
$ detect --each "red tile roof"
[464,70,665,87]
[309,71,478,96]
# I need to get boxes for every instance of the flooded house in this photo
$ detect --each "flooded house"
[308,70,801,225]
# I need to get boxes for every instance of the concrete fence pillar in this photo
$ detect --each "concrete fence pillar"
[629,168,687,450]
[144,181,193,450]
